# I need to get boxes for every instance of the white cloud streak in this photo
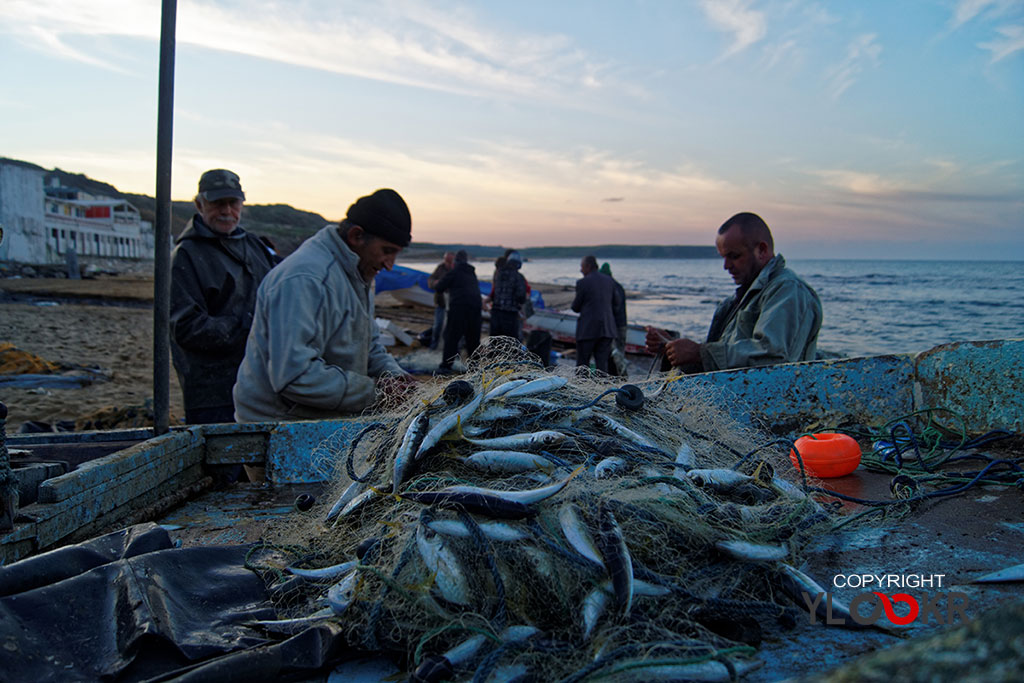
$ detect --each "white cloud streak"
[0,0,619,105]
[979,23,1024,61]
[699,0,767,60]
[824,33,882,100]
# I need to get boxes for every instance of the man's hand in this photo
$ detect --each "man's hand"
[664,338,702,368]
[376,373,420,405]
[645,326,672,354]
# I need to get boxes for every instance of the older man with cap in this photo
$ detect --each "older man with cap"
[170,169,278,426]
[233,188,417,422]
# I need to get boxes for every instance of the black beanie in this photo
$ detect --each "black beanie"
[346,189,412,247]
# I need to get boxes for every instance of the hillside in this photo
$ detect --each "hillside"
[33,161,716,259]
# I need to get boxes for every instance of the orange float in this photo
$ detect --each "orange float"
[790,433,862,478]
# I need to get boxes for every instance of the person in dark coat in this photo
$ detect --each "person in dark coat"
[170,169,278,425]
[489,250,527,340]
[600,262,628,376]
[435,250,482,372]
[426,251,455,350]
[571,254,621,373]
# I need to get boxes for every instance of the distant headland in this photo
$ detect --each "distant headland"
[5,158,716,260]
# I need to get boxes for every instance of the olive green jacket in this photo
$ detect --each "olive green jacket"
[700,255,822,371]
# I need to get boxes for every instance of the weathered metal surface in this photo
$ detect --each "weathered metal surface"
[266,419,365,484]
[915,338,1024,434]
[672,354,916,435]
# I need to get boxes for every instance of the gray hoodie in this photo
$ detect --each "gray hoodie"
[233,225,404,421]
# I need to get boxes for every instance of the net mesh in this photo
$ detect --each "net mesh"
[252,337,836,680]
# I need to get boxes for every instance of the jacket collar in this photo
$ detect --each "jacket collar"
[324,225,370,290]
[176,214,245,243]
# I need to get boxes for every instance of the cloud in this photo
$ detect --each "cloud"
[824,33,882,100]
[979,23,1024,61]
[698,0,767,60]
[951,0,1001,29]
[0,0,621,105]
[601,197,625,203]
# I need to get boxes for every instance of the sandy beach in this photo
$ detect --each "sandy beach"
[0,274,578,432]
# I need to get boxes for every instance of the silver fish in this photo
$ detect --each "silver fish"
[598,508,634,616]
[416,523,472,606]
[687,468,753,488]
[483,378,529,401]
[444,465,583,504]
[469,404,523,422]
[674,440,696,472]
[339,488,379,519]
[502,375,569,398]
[603,657,763,682]
[715,539,789,563]
[463,430,567,450]
[583,578,669,640]
[325,480,366,524]
[426,518,528,542]
[594,413,659,450]
[558,503,604,567]
[393,411,430,492]
[777,563,863,628]
[286,558,358,580]
[594,456,626,478]
[463,450,559,474]
[327,570,359,615]
[416,391,485,459]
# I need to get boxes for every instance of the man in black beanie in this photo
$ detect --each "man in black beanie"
[234,189,417,421]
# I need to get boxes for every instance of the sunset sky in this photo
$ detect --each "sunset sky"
[1,1,1021,259]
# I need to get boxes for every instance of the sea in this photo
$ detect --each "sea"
[396,258,1024,359]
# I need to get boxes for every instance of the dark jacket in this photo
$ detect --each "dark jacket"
[491,263,527,312]
[170,215,277,413]
[571,270,621,341]
[427,262,453,307]
[436,262,482,312]
[610,277,627,328]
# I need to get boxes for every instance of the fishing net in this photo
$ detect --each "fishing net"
[252,337,837,681]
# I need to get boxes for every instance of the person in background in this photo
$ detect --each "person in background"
[489,250,528,340]
[233,189,417,421]
[646,212,822,373]
[600,262,629,377]
[572,254,621,374]
[434,249,482,374]
[170,169,277,425]
[426,251,455,350]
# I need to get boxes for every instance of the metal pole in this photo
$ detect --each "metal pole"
[153,0,177,435]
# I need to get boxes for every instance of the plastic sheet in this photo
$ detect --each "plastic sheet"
[0,523,352,681]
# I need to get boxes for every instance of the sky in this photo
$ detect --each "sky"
[1,1,1022,259]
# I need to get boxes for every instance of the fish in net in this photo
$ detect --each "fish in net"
[251,337,843,681]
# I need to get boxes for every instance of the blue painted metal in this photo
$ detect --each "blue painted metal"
[670,353,916,434]
[915,338,1024,433]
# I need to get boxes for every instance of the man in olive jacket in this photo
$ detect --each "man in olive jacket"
[170,169,278,424]
[646,212,822,373]
[233,189,416,422]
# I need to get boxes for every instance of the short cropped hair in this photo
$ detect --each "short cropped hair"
[718,212,774,251]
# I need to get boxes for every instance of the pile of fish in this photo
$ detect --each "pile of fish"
[259,365,843,682]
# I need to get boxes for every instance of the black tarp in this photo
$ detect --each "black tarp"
[0,524,350,681]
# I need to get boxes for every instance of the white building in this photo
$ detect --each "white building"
[0,158,154,265]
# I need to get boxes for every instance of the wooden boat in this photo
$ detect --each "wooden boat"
[2,338,1021,680]
[522,307,672,355]
[5,337,1020,564]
